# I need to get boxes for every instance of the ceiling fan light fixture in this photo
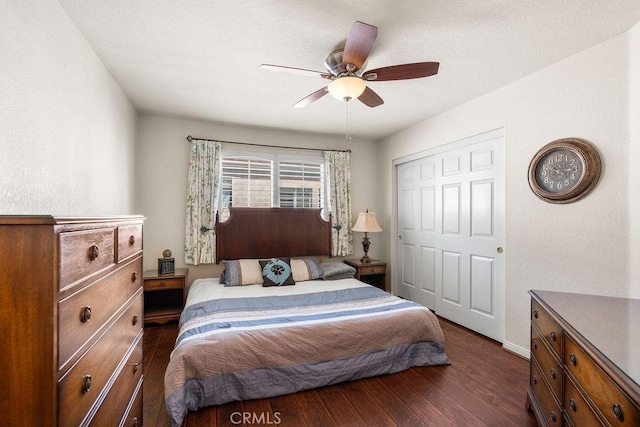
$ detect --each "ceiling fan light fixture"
[328,76,366,101]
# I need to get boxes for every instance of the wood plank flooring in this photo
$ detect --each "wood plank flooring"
[143,318,537,426]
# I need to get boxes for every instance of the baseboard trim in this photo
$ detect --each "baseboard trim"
[502,340,530,360]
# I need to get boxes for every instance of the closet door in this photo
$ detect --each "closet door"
[396,129,505,341]
[397,156,438,310]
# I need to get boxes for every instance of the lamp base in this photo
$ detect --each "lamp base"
[360,234,373,264]
[360,254,373,264]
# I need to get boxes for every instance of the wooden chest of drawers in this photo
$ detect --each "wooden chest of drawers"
[0,215,144,426]
[526,290,640,426]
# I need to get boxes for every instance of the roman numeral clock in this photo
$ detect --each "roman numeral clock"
[528,138,602,204]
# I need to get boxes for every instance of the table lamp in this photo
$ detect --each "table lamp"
[351,210,382,263]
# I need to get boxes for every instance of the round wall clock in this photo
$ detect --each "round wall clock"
[528,138,601,204]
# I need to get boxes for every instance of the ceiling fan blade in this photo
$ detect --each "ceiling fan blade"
[343,21,378,71]
[363,62,440,81]
[358,86,384,108]
[259,64,329,78]
[293,87,329,108]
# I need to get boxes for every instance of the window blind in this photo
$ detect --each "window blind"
[219,155,325,221]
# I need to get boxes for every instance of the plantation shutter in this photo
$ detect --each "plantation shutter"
[220,157,273,220]
[278,160,324,208]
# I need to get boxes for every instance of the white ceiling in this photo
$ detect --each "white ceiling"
[58,0,640,140]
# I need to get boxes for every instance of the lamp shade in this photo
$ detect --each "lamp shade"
[351,212,382,233]
[328,76,367,101]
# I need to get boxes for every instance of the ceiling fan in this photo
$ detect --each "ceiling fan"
[259,21,439,108]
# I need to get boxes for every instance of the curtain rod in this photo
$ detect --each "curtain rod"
[186,135,351,153]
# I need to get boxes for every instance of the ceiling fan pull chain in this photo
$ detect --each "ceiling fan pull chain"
[346,98,353,140]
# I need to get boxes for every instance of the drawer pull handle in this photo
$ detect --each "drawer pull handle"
[569,399,577,412]
[531,375,537,385]
[132,314,138,326]
[81,306,92,322]
[549,411,557,422]
[129,358,146,374]
[533,310,539,319]
[131,271,138,282]
[88,245,99,261]
[613,403,624,421]
[159,281,166,287]
[129,235,136,245]
[570,353,577,366]
[81,374,92,394]
[550,368,556,380]
[532,340,538,350]
[550,331,557,341]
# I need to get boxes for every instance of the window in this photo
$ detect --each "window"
[220,156,272,220]
[278,160,323,208]
[280,187,314,208]
[219,151,325,221]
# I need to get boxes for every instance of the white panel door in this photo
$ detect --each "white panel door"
[397,156,438,309]
[396,129,505,341]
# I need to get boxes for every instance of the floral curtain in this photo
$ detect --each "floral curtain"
[185,139,221,265]
[324,151,352,256]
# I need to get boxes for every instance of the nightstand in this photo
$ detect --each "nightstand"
[344,259,387,291]
[143,268,188,324]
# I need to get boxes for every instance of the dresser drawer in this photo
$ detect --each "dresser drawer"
[89,332,144,426]
[530,358,562,425]
[564,371,604,426]
[122,378,144,427]
[58,258,143,370]
[531,300,562,356]
[59,227,116,291]
[118,223,143,263]
[565,335,640,426]
[144,276,184,290]
[58,294,143,427]
[531,326,562,401]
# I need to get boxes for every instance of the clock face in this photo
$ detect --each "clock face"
[528,138,601,204]
[534,148,584,194]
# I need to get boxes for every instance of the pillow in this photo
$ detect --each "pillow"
[290,258,323,281]
[259,258,295,287]
[320,262,356,281]
[221,259,263,286]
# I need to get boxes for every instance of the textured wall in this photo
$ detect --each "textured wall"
[378,32,634,352]
[630,22,640,300]
[0,1,137,215]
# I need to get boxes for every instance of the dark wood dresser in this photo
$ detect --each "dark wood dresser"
[0,215,145,426]
[527,290,640,426]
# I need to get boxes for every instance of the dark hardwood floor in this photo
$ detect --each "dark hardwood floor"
[143,318,537,426]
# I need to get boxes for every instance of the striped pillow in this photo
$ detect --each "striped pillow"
[290,258,323,282]
[221,259,263,286]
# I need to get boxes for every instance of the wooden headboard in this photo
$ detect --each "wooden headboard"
[215,208,332,263]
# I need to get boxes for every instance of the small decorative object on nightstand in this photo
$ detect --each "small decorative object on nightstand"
[344,259,387,291]
[158,248,175,275]
[351,210,382,263]
[143,268,188,324]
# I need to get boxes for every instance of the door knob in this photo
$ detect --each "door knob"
[497,247,503,253]
[398,235,402,240]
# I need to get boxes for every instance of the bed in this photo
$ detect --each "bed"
[164,208,450,426]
